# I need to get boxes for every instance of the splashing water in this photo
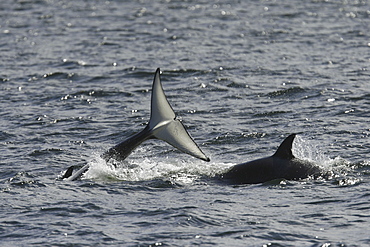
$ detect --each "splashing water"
[292,135,359,185]
[293,135,332,167]
[83,149,234,184]
[83,135,354,184]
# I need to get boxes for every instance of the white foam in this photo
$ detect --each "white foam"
[82,151,234,183]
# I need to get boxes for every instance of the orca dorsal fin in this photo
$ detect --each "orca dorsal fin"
[148,68,210,162]
[273,134,296,159]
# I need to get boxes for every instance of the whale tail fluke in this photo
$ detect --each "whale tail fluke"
[149,68,210,162]
[102,68,209,163]
[62,68,209,181]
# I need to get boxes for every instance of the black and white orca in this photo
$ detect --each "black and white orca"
[220,134,322,184]
[62,69,323,185]
[62,68,210,181]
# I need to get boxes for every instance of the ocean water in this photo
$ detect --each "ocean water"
[1,0,370,246]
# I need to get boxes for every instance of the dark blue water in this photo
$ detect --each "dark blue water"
[1,0,370,246]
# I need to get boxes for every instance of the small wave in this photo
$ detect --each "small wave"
[42,71,77,80]
[6,171,46,189]
[29,148,64,157]
[266,86,307,98]
[331,160,370,186]
[59,89,133,101]
[0,131,16,141]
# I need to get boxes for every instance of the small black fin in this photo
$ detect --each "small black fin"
[61,166,74,179]
[273,134,296,159]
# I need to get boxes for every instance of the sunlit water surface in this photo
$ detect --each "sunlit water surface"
[1,1,370,246]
